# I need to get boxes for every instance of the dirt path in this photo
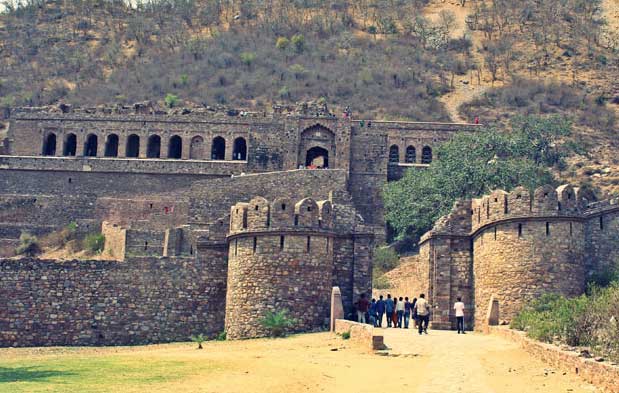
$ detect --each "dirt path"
[381,328,597,393]
[424,1,492,123]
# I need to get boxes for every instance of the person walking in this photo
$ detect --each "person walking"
[415,294,430,335]
[411,297,418,328]
[391,297,398,328]
[396,297,405,328]
[355,293,369,324]
[454,297,466,334]
[404,297,412,329]
[376,295,386,327]
[385,294,394,327]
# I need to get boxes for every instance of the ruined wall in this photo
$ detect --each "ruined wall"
[472,186,586,329]
[0,257,224,347]
[584,201,619,276]
[101,222,126,261]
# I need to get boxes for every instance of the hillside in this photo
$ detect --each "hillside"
[1,0,619,194]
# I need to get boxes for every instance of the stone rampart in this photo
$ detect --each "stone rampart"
[0,257,223,347]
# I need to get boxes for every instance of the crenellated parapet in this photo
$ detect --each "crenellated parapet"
[470,184,583,233]
[228,196,335,237]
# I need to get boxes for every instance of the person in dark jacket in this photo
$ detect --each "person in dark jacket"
[376,295,386,327]
[385,294,395,327]
[404,297,412,329]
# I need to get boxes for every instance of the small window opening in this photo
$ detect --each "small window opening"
[306,236,311,253]
[281,203,286,210]
[570,222,573,236]
[280,236,285,251]
[600,215,604,230]
[558,202,562,211]
[253,237,257,254]
[68,178,72,184]
[494,198,498,202]
[150,203,153,209]
[255,205,259,211]
[516,194,521,199]
[546,222,550,236]
[494,227,497,240]
[568,193,572,200]
[144,241,148,250]
[294,215,299,226]
[518,223,522,238]
[190,245,193,255]
[235,239,238,256]
[326,237,329,253]
[504,196,508,214]
[307,206,312,212]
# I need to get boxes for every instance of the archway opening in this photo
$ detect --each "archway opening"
[168,135,182,159]
[422,146,433,164]
[147,135,161,158]
[389,145,399,163]
[233,137,247,160]
[63,133,76,156]
[104,134,119,157]
[305,146,329,168]
[126,134,140,157]
[190,136,204,159]
[42,133,57,156]
[405,146,416,163]
[84,134,98,157]
[211,136,225,160]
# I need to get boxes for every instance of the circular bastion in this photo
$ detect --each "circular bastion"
[225,196,335,339]
[471,184,587,328]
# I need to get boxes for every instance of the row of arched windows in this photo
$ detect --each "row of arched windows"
[41,133,248,161]
[389,145,433,164]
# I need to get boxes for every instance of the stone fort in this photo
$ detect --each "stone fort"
[0,102,476,345]
[1,102,617,346]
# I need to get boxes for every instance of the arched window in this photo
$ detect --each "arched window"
[147,135,161,158]
[389,145,399,163]
[63,133,77,156]
[211,136,225,160]
[190,136,204,159]
[104,134,119,157]
[84,134,98,157]
[405,146,416,163]
[126,134,140,158]
[42,133,57,156]
[168,135,182,159]
[421,146,432,164]
[233,137,247,161]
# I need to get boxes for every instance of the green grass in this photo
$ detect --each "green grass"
[0,350,222,392]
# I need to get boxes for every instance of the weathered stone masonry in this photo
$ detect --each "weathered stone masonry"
[407,184,619,331]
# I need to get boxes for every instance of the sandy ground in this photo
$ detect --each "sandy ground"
[1,329,598,393]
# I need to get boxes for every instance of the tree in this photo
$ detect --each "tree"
[275,36,289,51]
[291,34,305,53]
[383,115,574,241]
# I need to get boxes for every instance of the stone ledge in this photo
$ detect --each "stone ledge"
[489,326,619,393]
[334,319,386,351]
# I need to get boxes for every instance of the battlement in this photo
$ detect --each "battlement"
[228,196,334,236]
[470,184,584,233]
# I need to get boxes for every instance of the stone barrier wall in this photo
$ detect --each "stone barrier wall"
[0,257,224,347]
[334,319,385,351]
[490,327,619,393]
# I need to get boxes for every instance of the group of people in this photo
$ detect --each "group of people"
[355,293,467,335]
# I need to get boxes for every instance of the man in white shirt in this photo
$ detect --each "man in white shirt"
[414,294,430,335]
[454,297,466,334]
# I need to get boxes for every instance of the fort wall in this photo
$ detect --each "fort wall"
[0,257,224,347]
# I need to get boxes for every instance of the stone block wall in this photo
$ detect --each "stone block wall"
[0,257,224,347]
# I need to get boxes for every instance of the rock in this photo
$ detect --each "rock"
[594,356,604,362]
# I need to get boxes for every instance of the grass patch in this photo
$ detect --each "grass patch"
[0,352,221,393]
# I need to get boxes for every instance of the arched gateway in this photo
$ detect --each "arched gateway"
[299,124,335,169]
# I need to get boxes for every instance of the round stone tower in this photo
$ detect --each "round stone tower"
[471,184,586,328]
[225,196,335,339]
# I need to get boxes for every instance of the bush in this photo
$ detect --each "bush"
[260,309,296,338]
[190,334,206,349]
[373,276,391,290]
[216,330,227,341]
[83,233,105,253]
[15,231,41,256]
[341,330,351,340]
[512,284,619,362]
[164,93,179,108]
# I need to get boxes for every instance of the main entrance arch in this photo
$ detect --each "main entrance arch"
[305,146,329,168]
[298,124,335,169]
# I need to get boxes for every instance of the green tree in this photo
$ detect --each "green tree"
[165,93,179,108]
[275,36,290,51]
[291,34,305,53]
[239,52,256,68]
[384,115,573,241]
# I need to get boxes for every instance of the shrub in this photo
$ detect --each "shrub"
[239,52,256,67]
[260,309,296,337]
[164,93,179,108]
[341,330,351,340]
[373,275,391,290]
[291,34,305,53]
[84,233,105,253]
[190,334,206,349]
[216,330,227,341]
[275,36,289,51]
[15,231,41,256]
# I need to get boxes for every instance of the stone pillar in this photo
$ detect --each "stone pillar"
[139,134,148,158]
[75,133,85,157]
[55,133,64,157]
[181,136,191,160]
[330,287,344,331]
[96,134,105,157]
[118,134,127,158]
[160,135,170,159]
[225,138,233,161]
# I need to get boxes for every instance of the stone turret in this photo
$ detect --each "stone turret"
[225,196,335,339]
